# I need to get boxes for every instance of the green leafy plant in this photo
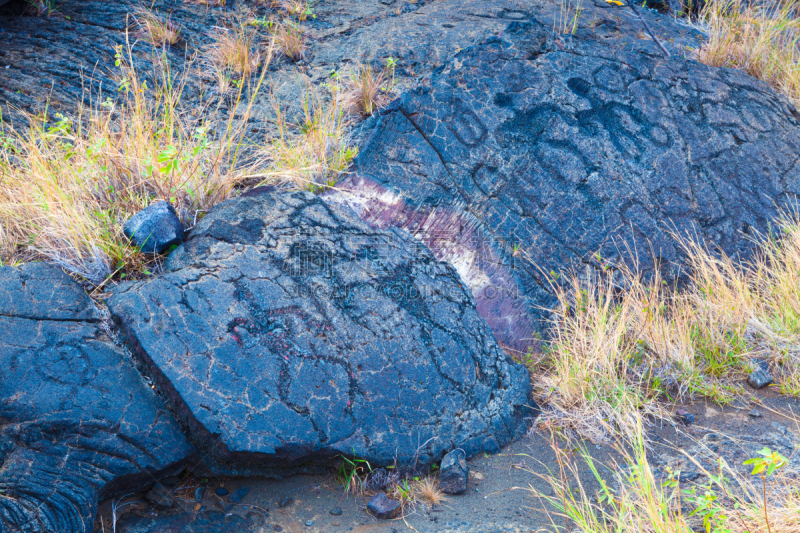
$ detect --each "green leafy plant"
[337,451,372,495]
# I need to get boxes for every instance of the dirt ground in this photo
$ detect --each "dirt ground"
[97,386,800,533]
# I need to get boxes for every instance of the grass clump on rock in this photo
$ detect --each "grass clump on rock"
[0,45,271,284]
[696,0,800,107]
[531,216,800,443]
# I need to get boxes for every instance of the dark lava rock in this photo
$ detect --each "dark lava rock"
[215,487,230,497]
[123,200,185,254]
[676,409,695,425]
[146,483,175,508]
[749,409,763,418]
[325,20,800,354]
[0,263,194,533]
[330,507,343,516]
[439,449,469,494]
[108,191,534,476]
[229,485,250,503]
[367,493,402,519]
[747,369,773,389]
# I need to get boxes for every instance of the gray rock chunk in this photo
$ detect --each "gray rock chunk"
[324,20,800,354]
[108,191,535,477]
[747,369,773,389]
[0,263,194,533]
[367,493,402,519]
[439,449,469,494]
[146,483,175,508]
[123,201,185,254]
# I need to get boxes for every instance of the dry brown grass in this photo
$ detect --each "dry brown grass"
[272,20,306,62]
[252,84,357,191]
[0,43,272,283]
[412,477,445,506]
[205,25,266,92]
[530,216,800,443]
[695,0,800,107]
[133,10,181,47]
[342,64,393,117]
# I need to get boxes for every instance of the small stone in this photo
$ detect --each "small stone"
[279,496,294,508]
[228,485,250,503]
[329,507,343,516]
[305,520,314,526]
[215,487,230,497]
[123,200,185,254]
[749,409,763,418]
[274,526,283,532]
[679,471,700,482]
[747,369,773,389]
[145,483,174,508]
[439,449,469,494]
[205,510,225,521]
[194,487,206,501]
[675,409,695,425]
[367,493,402,519]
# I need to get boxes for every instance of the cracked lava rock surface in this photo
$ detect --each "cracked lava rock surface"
[326,19,800,354]
[0,264,194,533]
[108,190,535,478]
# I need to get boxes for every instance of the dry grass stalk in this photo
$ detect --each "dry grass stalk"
[186,0,226,6]
[133,10,181,47]
[695,0,800,107]
[0,43,272,283]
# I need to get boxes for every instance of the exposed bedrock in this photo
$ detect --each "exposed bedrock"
[107,190,535,477]
[0,263,194,533]
[324,20,800,355]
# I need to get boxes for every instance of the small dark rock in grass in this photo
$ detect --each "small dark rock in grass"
[749,409,763,418]
[676,409,695,425]
[747,369,773,389]
[329,507,343,516]
[215,487,229,497]
[439,449,469,494]
[123,200,185,254]
[145,483,174,508]
[274,525,283,532]
[367,493,402,519]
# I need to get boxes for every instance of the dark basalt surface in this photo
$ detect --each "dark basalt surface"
[325,19,800,354]
[108,191,534,477]
[0,263,194,533]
